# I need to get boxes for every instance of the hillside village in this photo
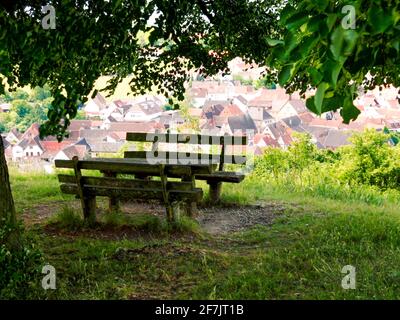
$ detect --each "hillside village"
[2,58,400,169]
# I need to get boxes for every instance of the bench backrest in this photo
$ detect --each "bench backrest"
[54,157,203,203]
[124,132,248,171]
[55,158,192,176]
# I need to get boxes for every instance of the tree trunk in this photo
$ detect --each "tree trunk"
[0,136,16,229]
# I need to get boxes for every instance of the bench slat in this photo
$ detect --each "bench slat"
[60,184,203,202]
[58,175,194,191]
[55,158,192,176]
[195,171,246,183]
[126,132,247,145]
[124,151,246,165]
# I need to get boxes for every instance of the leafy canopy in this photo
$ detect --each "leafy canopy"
[1,0,399,138]
[0,0,280,139]
[266,0,400,123]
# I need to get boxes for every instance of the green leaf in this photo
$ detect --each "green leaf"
[326,14,337,31]
[307,67,323,85]
[306,96,318,114]
[266,38,284,47]
[306,15,323,33]
[390,39,400,52]
[322,59,343,88]
[278,64,295,86]
[343,30,359,56]
[330,27,344,60]
[341,96,361,124]
[280,5,296,26]
[91,89,98,99]
[315,82,329,114]
[285,12,309,31]
[368,5,395,34]
[314,0,329,11]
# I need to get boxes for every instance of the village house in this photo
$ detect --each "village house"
[263,121,293,149]
[248,106,275,132]
[5,128,22,145]
[40,140,72,162]
[105,121,162,136]
[68,120,92,131]
[219,104,244,118]
[253,133,280,149]
[124,102,162,122]
[232,95,248,112]
[2,137,12,159]
[79,129,121,143]
[0,103,11,113]
[54,144,89,161]
[276,99,308,119]
[84,92,108,118]
[12,136,44,160]
[227,113,257,136]
[189,87,208,108]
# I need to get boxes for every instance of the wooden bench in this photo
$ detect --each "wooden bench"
[55,157,204,223]
[124,132,248,203]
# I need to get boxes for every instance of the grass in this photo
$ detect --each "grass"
[9,167,72,212]
[49,206,202,235]
[7,169,400,299]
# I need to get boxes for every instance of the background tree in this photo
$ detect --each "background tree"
[1,0,399,228]
[0,0,281,228]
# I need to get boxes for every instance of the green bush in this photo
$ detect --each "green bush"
[0,224,43,299]
[253,130,400,205]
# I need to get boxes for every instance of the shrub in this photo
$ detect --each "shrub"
[253,130,400,205]
[0,223,43,299]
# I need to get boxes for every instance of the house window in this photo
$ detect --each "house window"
[31,152,34,157]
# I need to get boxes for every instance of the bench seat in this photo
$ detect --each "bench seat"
[195,171,245,183]
[55,157,203,223]
[60,183,203,202]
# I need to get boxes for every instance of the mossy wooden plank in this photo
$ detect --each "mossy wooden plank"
[126,132,247,145]
[195,172,245,183]
[58,175,194,191]
[60,184,203,202]
[55,158,192,176]
[124,151,246,165]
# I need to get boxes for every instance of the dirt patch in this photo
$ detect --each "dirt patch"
[20,200,80,226]
[197,202,285,235]
[117,200,285,234]
[22,199,286,236]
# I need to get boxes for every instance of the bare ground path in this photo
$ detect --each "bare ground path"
[21,199,287,234]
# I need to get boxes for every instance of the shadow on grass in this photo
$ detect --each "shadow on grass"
[46,206,204,239]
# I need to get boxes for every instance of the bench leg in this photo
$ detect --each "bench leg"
[166,201,189,223]
[209,182,222,204]
[83,196,96,224]
[181,175,198,217]
[109,197,120,212]
[103,171,120,212]
[186,202,198,217]
[166,204,174,223]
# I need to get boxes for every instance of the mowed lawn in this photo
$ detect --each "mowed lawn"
[9,170,400,299]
